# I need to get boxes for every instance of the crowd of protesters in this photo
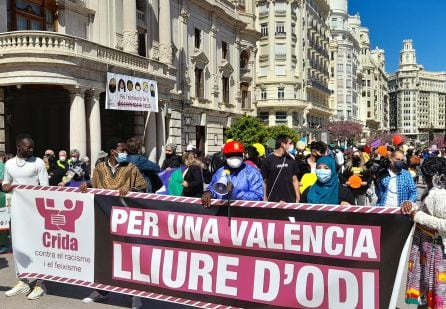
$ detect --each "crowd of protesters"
[2,132,446,308]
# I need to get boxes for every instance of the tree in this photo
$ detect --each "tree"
[324,121,363,144]
[431,135,445,147]
[265,125,300,143]
[224,116,268,146]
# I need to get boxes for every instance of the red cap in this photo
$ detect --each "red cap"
[223,140,244,155]
[392,135,403,146]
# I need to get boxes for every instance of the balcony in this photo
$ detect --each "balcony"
[0,31,173,86]
[240,68,252,81]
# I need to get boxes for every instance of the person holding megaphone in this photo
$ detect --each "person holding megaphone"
[201,140,264,207]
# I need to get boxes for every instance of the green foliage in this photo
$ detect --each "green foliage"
[265,125,300,143]
[225,116,300,148]
[224,116,268,145]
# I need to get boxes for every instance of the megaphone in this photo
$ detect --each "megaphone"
[213,170,231,195]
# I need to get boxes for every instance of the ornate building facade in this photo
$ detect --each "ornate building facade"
[359,28,389,134]
[328,0,389,137]
[328,0,361,124]
[255,0,332,141]
[0,0,257,163]
[388,40,446,142]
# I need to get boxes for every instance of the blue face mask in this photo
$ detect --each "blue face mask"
[316,169,332,183]
[393,160,404,173]
[116,152,128,163]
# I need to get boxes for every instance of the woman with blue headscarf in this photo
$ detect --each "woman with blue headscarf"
[301,156,355,205]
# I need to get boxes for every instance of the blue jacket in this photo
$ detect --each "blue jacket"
[208,163,264,201]
[126,154,161,193]
[376,169,417,206]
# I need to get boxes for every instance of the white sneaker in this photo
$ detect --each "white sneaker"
[5,281,30,297]
[27,285,45,300]
[82,290,109,303]
[132,296,143,309]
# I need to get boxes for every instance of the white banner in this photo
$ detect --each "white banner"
[106,72,158,112]
[11,189,95,282]
[0,193,11,230]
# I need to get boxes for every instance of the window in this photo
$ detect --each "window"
[261,89,267,100]
[276,22,285,34]
[258,3,268,14]
[346,64,352,74]
[275,66,285,75]
[292,112,299,126]
[12,0,57,31]
[261,23,268,37]
[241,87,250,109]
[275,1,286,11]
[275,44,286,55]
[278,87,285,100]
[337,63,343,73]
[259,66,268,76]
[276,111,287,124]
[194,28,202,49]
[258,112,269,124]
[195,67,204,98]
[222,77,229,104]
[222,41,229,60]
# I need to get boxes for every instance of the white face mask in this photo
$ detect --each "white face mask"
[288,144,295,152]
[226,156,243,169]
[59,156,66,162]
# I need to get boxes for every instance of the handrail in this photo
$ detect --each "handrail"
[0,31,168,76]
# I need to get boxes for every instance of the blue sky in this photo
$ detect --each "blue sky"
[348,0,446,73]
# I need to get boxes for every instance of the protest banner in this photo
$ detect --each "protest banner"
[11,186,413,308]
[106,72,158,112]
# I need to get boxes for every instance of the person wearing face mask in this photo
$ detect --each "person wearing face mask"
[341,150,374,205]
[80,139,147,195]
[59,149,90,186]
[296,141,327,180]
[201,140,263,207]
[79,138,147,308]
[300,156,354,205]
[376,150,417,207]
[261,135,300,203]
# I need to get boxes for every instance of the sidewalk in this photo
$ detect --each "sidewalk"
[0,254,181,309]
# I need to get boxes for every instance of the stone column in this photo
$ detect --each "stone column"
[159,0,172,64]
[86,90,101,168]
[156,107,166,165]
[69,88,87,157]
[0,88,4,151]
[123,0,138,54]
[144,111,158,163]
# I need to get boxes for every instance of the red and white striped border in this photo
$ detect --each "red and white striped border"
[14,185,402,214]
[17,272,236,308]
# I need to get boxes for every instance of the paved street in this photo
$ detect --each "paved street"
[0,254,182,309]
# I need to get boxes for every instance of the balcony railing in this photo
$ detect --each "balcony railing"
[0,31,168,77]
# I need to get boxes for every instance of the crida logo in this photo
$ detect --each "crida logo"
[35,198,83,251]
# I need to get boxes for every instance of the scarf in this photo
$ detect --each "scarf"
[307,156,339,205]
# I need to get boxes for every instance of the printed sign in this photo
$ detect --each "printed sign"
[12,187,413,308]
[12,189,95,282]
[106,72,158,112]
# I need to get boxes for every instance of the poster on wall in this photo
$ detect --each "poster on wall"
[106,72,158,112]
